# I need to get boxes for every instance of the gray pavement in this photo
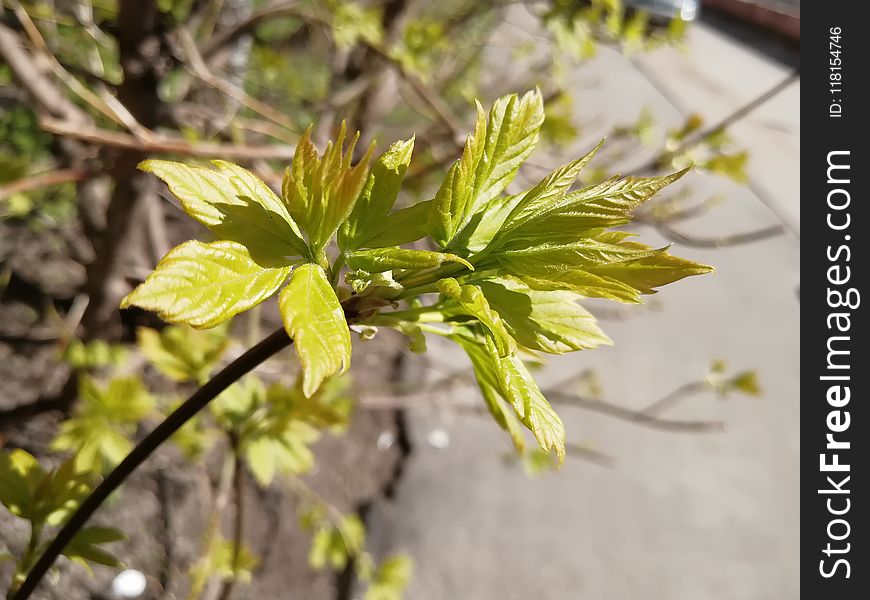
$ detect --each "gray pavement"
[363,12,800,600]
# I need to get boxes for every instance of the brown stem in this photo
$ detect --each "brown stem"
[0,168,92,202]
[216,451,247,600]
[10,328,293,600]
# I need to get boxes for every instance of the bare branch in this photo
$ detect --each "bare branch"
[39,116,297,160]
[0,168,91,202]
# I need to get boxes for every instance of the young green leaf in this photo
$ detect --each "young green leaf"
[580,243,713,294]
[339,137,415,250]
[60,339,128,370]
[140,159,307,262]
[500,259,645,303]
[137,324,229,384]
[359,199,433,248]
[0,449,44,520]
[346,248,472,273]
[243,421,319,486]
[279,263,352,397]
[497,169,689,248]
[365,555,413,600]
[454,336,526,452]
[282,124,374,258]
[492,141,602,240]
[430,90,545,247]
[122,240,292,329]
[477,278,612,353]
[490,343,566,463]
[52,376,154,472]
[308,515,365,570]
[437,278,515,357]
[62,526,126,570]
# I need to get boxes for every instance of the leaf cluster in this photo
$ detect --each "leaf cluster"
[123,89,712,463]
[0,449,125,593]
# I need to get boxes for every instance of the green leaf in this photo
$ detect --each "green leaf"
[365,555,413,600]
[437,278,515,357]
[0,449,44,520]
[430,91,545,246]
[189,535,260,587]
[490,235,711,303]
[339,137,415,250]
[137,324,229,383]
[727,371,762,396]
[282,124,374,257]
[580,242,713,294]
[346,248,472,273]
[453,331,564,461]
[461,193,523,252]
[60,340,128,370]
[279,263,352,397]
[52,376,154,472]
[490,343,565,463]
[454,336,525,453]
[121,240,292,329]
[266,382,353,431]
[243,421,319,486]
[360,199,432,248]
[62,526,126,570]
[702,151,749,183]
[492,141,602,241]
[477,279,611,353]
[308,515,365,570]
[494,166,688,249]
[329,1,384,49]
[140,159,307,263]
[211,376,265,429]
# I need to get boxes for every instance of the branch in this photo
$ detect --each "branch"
[8,0,154,138]
[0,168,91,202]
[216,450,247,600]
[38,117,298,161]
[0,23,88,123]
[11,328,293,600]
[175,27,299,134]
[547,392,725,433]
[629,69,800,175]
[637,216,785,248]
[201,1,300,59]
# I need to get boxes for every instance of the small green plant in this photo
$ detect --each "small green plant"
[122,89,711,462]
[0,450,125,596]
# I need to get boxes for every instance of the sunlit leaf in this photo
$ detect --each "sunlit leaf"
[477,278,611,353]
[137,324,230,383]
[279,264,352,397]
[430,90,544,246]
[347,248,472,273]
[122,240,292,329]
[282,124,374,257]
[340,137,415,250]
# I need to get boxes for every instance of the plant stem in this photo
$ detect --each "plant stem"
[11,328,293,600]
[216,450,246,600]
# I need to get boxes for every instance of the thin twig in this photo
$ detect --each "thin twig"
[38,116,298,160]
[9,0,154,138]
[201,0,299,59]
[11,328,293,600]
[0,168,91,202]
[216,451,246,600]
[629,70,800,175]
[176,27,299,134]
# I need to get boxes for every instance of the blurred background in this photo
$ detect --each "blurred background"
[1,0,799,599]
